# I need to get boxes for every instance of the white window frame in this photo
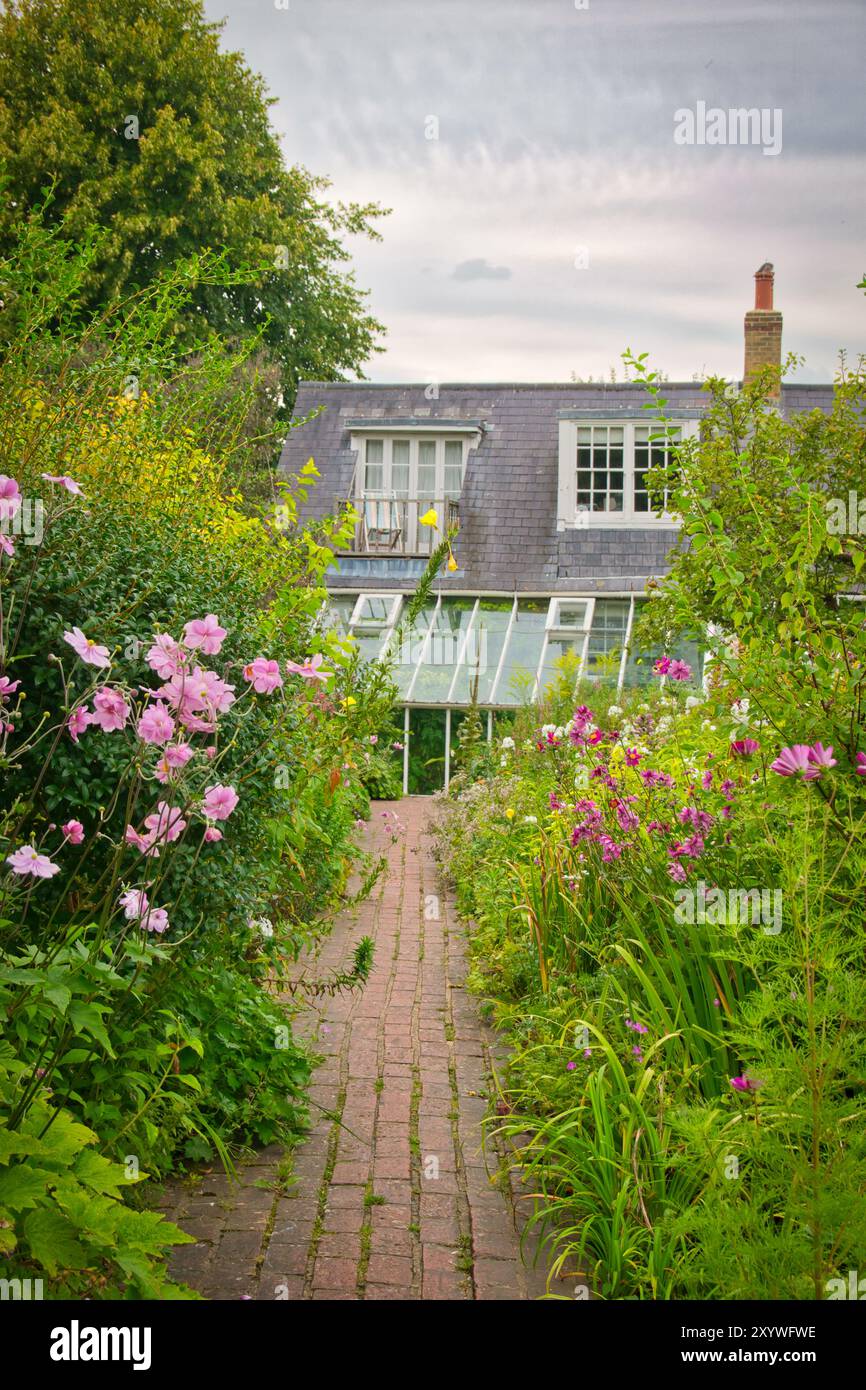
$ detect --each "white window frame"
[351,432,472,502]
[556,418,699,529]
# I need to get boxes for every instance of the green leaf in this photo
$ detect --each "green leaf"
[0,1164,55,1211]
[22,1207,89,1275]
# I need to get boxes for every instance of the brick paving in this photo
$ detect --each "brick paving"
[161,797,550,1301]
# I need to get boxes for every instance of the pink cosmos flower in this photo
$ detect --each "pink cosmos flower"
[66,706,93,743]
[146,634,185,680]
[855,752,866,777]
[243,657,283,694]
[668,659,692,681]
[804,742,836,779]
[0,533,14,558]
[730,1074,763,1093]
[202,784,239,821]
[183,614,226,656]
[730,738,759,756]
[0,677,21,701]
[203,825,223,843]
[41,473,84,496]
[286,653,332,683]
[653,656,671,675]
[624,748,641,767]
[63,626,111,669]
[769,744,812,777]
[137,701,176,745]
[92,687,130,733]
[0,475,21,521]
[61,819,85,845]
[6,845,60,878]
[615,802,640,832]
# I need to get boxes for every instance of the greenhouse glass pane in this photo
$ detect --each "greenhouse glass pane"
[623,603,705,688]
[538,634,583,698]
[453,597,512,704]
[586,599,629,678]
[325,595,357,635]
[354,632,389,664]
[355,594,396,626]
[410,597,476,703]
[493,599,548,705]
[391,601,439,697]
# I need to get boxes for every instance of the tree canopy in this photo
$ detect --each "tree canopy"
[0,0,387,407]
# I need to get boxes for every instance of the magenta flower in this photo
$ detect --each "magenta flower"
[0,677,21,701]
[615,802,640,833]
[624,748,641,767]
[0,475,21,521]
[137,701,176,745]
[66,706,93,743]
[6,845,60,878]
[286,653,332,683]
[631,1045,644,1060]
[731,738,759,756]
[202,784,239,821]
[566,1061,577,1071]
[243,657,283,694]
[668,659,692,681]
[804,742,836,779]
[182,614,227,656]
[41,473,83,496]
[92,687,130,733]
[63,626,111,669]
[856,752,866,777]
[146,634,185,680]
[61,819,85,845]
[653,656,671,675]
[730,1074,763,1093]
[668,861,687,882]
[769,744,812,777]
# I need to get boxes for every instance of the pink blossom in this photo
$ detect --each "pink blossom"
[855,752,866,777]
[183,614,226,656]
[66,705,93,743]
[731,738,759,756]
[624,748,641,767]
[0,677,21,701]
[0,475,21,521]
[63,626,111,669]
[137,701,176,745]
[668,659,692,681]
[285,653,332,683]
[202,784,239,821]
[0,533,14,558]
[203,825,223,843]
[6,845,60,878]
[653,656,672,675]
[141,906,169,934]
[146,634,185,679]
[143,801,187,846]
[769,744,812,777]
[154,742,193,783]
[243,657,283,694]
[668,861,687,882]
[804,742,836,779]
[615,802,640,832]
[125,825,159,857]
[92,687,130,732]
[205,744,217,760]
[119,888,150,920]
[41,473,84,496]
[730,1074,763,1093]
[61,819,85,845]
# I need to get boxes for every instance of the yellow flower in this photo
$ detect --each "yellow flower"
[505,808,515,820]
[419,508,438,527]
[447,547,458,572]
[341,696,357,708]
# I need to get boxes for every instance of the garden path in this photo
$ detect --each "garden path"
[161,797,551,1300]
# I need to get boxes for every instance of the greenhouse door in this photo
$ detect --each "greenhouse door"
[405,708,447,794]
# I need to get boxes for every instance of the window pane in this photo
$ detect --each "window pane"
[538,634,582,698]
[364,438,384,492]
[326,595,357,635]
[410,598,476,703]
[392,439,410,495]
[418,440,437,497]
[586,598,629,677]
[494,599,547,705]
[553,600,589,629]
[391,601,438,696]
[455,598,514,704]
[355,594,395,625]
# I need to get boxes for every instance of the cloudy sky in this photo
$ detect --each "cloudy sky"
[205,0,865,384]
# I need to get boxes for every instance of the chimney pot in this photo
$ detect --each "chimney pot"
[754,262,775,311]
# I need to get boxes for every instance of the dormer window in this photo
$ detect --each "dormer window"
[359,434,468,502]
[557,414,699,528]
[348,422,481,555]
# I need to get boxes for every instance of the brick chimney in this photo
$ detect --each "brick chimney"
[743,262,782,394]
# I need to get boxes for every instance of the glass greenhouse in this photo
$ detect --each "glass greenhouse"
[326,590,706,793]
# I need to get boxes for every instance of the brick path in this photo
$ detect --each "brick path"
[162,797,549,1301]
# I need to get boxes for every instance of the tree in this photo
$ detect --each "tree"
[0,0,387,410]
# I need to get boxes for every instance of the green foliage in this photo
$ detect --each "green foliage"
[0,0,387,411]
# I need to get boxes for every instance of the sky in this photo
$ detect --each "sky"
[204,0,865,384]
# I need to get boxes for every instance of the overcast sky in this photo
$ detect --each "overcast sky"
[205,0,865,384]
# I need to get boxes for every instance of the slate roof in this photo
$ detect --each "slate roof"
[280,381,835,594]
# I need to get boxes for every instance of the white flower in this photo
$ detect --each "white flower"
[541,723,557,737]
[249,917,274,938]
[657,716,672,732]
[607,705,623,718]
[501,736,515,750]
[523,815,538,824]
[731,698,750,725]
[685,695,704,710]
